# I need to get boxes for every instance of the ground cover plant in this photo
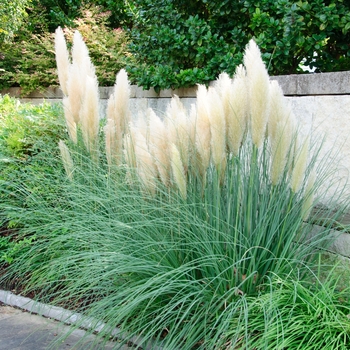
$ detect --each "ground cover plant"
[0,95,66,264]
[1,29,350,349]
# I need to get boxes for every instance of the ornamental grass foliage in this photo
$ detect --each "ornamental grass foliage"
[2,29,350,349]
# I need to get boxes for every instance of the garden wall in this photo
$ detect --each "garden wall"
[2,71,350,260]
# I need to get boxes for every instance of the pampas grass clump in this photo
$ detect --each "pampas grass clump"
[3,31,349,349]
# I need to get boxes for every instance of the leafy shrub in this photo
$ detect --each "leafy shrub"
[0,5,131,95]
[0,0,30,43]
[0,95,66,234]
[31,0,83,32]
[127,0,350,91]
[0,95,65,159]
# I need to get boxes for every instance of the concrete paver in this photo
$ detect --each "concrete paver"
[0,305,129,350]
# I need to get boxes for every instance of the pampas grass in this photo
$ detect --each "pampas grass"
[165,96,190,172]
[58,140,74,180]
[171,143,187,199]
[130,123,157,194]
[54,27,70,96]
[106,69,131,136]
[148,109,171,187]
[207,87,226,170]
[291,136,310,193]
[104,118,119,167]
[62,97,77,144]
[3,32,349,349]
[79,75,100,158]
[226,65,248,156]
[270,118,295,185]
[66,64,84,124]
[244,39,270,148]
[195,84,212,174]
[72,30,95,79]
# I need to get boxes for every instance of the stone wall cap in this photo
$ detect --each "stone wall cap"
[1,71,350,99]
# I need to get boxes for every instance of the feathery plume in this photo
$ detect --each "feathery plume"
[62,97,77,144]
[148,109,171,187]
[215,72,232,117]
[80,75,100,158]
[302,170,316,221]
[105,70,131,167]
[226,65,248,155]
[59,140,74,180]
[131,124,157,194]
[55,27,70,96]
[123,132,136,170]
[269,80,296,184]
[72,30,95,78]
[104,118,123,167]
[244,39,270,148]
[268,80,293,142]
[107,69,131,136]
[207,87,226,170]
[187,104,203,176]
[66,64,84,124]
[166,95,190,171]
[188,103,197,148]
[291,136,309,193]
[270,119,294,185]
[171,143,187,200]
[195,84,211,173]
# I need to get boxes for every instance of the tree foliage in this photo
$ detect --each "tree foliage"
[0,0,31,42]
[126,0,350,91]
[0,5,131,94]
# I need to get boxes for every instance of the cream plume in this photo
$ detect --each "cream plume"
[244,39,270,148]
[207,87,226,170]
[123,132,136,170]
[105,70,131,167]
[188,103,197,149]
[171,143,187,200]
[166,95,190,171]
[195,84,211,173]
[66,64,84,124]
[302,170,316,221]
[291,136,309,193]
[72,30,95,78]
[107,69,131,136]
[268,80,293,142]
[226,65,248,155]
[148,109,171,186]
[270,119,294,185]
[131,123,157,194]
[80,75,100,157]
[54,27,70,96]
[269,80,296,184]
[62,97,77,144]
[104,118,123,167]
[59,140,74,180]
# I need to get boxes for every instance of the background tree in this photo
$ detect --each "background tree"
[1,0,350,92]
[0,0,31,43]
[126,0,350,91]
[0,3,131,94]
